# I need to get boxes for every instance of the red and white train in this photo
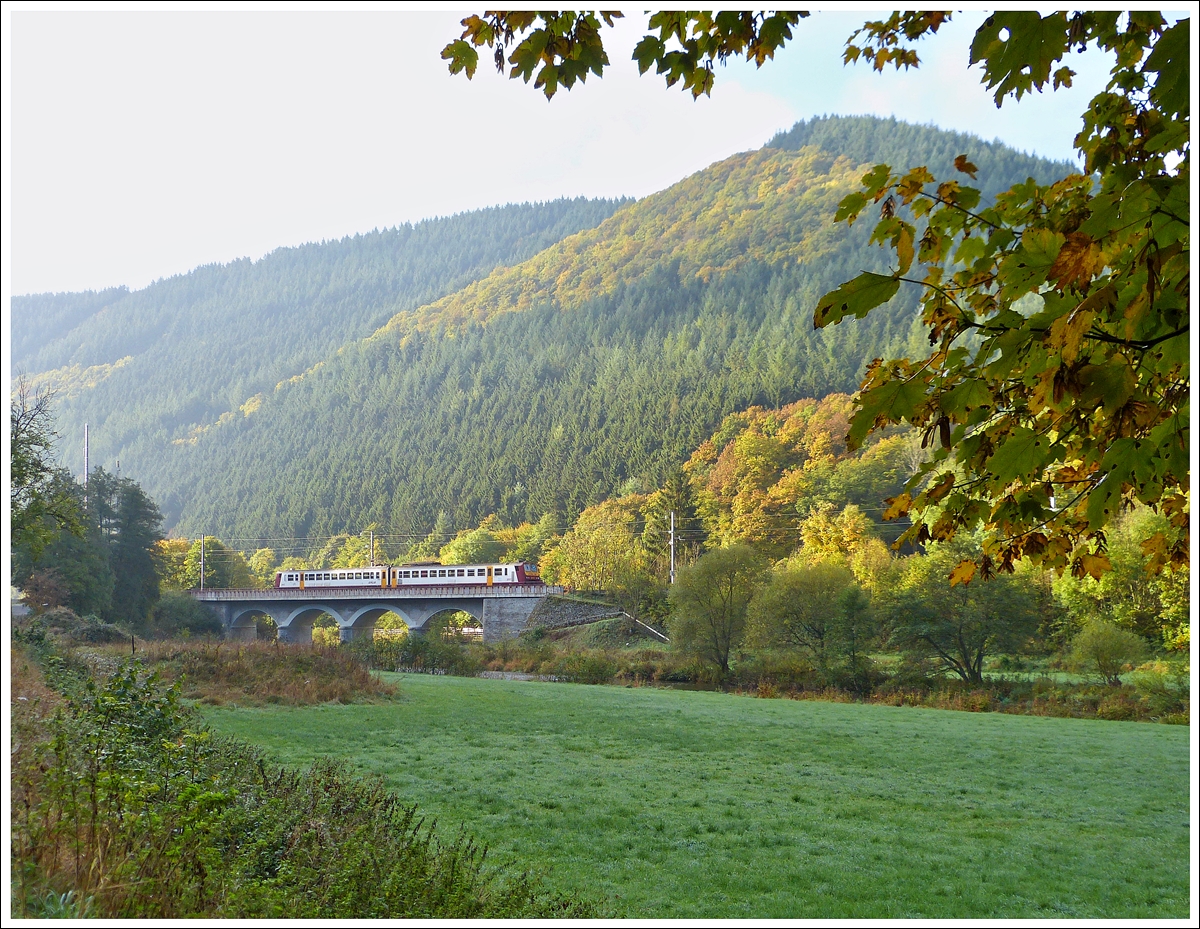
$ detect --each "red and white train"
[274,561,542,590]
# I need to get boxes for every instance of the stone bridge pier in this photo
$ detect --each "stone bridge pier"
[193,585,557,644]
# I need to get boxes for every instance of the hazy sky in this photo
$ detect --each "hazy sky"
[7,8,1117,296]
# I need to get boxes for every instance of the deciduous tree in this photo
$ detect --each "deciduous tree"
[181,537,254,590]
[1068,619,1150,686]
[541,495,648,593]
[885,542,1040,684]
[10,381,81,558]
[747,560,874,681]
[441,11,1190,583]
[669,543,767,676]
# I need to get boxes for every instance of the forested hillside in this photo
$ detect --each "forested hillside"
[12,197,624,475]
[162,117,1074,540]
[768,114,1074,201]
[11,287,131,367]
[14,116,1076,540]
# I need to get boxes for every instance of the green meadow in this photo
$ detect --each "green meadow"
[202,674,1190,918]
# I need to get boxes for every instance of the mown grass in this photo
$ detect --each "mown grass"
[202,673,1190,918]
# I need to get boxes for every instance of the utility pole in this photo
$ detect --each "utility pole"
[669,511,676,585]
[370,530,375,566]
[200,536,205,591]
[83,423,89,506]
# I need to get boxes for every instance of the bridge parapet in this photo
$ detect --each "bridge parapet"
[193,584,561,601]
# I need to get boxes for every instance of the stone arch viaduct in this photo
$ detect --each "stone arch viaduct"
[191,583,561,644]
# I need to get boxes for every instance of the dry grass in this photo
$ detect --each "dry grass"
[10,644,66,839]
[87,640,397,706]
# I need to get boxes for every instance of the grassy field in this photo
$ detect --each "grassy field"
[201,674,1190,918]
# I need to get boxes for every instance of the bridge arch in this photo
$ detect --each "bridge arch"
[227,606,275,642]
[342,605,415,642]
[278,605,344,644]
[417,606,483,637]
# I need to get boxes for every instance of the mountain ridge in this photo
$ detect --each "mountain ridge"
[11,116,1079,539]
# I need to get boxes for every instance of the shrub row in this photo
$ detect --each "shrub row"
[348,629,1189,724]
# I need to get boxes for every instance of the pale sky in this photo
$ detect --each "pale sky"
[5,6,1118,296]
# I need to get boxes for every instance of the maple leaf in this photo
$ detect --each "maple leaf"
[948,559,977,586]
[1047,231,1104,291]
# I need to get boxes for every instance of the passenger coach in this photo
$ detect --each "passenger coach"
[275,562,542,589]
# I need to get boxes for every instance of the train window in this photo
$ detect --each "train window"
[420,570,428,578]
[457,569,464,577]
[438,569,446,577]
[353,572,360,579]
[467,568,475,576]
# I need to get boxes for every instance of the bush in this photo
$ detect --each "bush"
[549,651,618,684]
[873,658,936,696]
[1128,660,1190,719]
[25,606,131,645]
[345,632,482,677]
[146,592,224,639]
[1068,620,1151,685]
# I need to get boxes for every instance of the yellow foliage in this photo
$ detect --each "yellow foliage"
[541,494,648,591]
[312,626,341,648]
[25,356,133,400]
[154,538,192,590]
[360,146,866,347]
[686,395,857,555]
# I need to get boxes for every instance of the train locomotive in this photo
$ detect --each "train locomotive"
[274,561,542,589]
